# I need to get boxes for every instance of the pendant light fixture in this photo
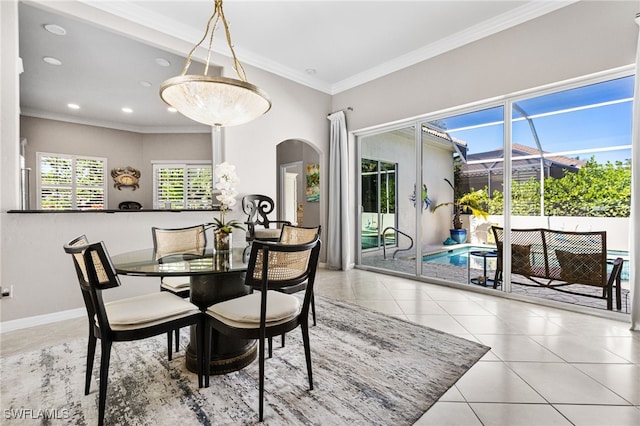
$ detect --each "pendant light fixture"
[160,0,271,127]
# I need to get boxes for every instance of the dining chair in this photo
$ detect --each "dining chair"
[264,224,321,355]
[242,194,291,244]
[63,236,204,426]
[203,236,321,422]
[152,224,206,358]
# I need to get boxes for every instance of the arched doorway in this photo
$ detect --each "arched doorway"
[276,139,321,229]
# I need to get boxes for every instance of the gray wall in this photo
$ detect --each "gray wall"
[21,116,212,209]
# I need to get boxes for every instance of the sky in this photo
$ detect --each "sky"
[431,75,634,165]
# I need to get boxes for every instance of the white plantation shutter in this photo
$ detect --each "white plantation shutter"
[37,153,106,210]
[186,165,213,209]
[155,166,184,209]
[153,162,212,209]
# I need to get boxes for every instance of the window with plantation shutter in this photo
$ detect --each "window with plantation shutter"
[37,152,106,210]
[153,162,213,209]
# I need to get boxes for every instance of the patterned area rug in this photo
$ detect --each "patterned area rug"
[1,297,489,425]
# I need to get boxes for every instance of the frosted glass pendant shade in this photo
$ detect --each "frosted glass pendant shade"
[160,75,271,127]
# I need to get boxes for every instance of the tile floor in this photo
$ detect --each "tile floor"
[2,267,639,425]
[312,268,640,426]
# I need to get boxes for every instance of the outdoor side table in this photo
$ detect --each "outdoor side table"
[468,250,498,289]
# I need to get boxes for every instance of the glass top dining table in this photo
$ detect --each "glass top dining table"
[111,246,255,375]
[111,247,248,277]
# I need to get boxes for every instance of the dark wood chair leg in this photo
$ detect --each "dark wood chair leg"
[174,328,180,352]
[301,323,313,390]
[167,331,173,361]
[311,292,317,326]
[268,336,273,358]
[85,333,96,395]
[203,323,211,388]
[258,336,265,422]
[196,320,203,389]
[98,340,112,426]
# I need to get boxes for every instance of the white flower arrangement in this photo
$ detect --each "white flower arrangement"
[210,162,244,233]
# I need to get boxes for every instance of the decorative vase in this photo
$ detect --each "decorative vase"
[450,228,467,244]
[214,231,232,252]
[214,252,231,271]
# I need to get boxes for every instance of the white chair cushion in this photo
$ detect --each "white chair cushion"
[254,228,282,240]
[103,292,199,331]
[207,291,300,329]
[161,276,190,291]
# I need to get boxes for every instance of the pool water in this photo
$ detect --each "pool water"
[422,246,482,267]
[422,246,630,280]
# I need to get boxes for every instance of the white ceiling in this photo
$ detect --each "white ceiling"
[18,0,575,133]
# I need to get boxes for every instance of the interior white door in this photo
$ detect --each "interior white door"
[284,172,298,225]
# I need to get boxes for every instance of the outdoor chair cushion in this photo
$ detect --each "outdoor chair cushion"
[555,249,604,286]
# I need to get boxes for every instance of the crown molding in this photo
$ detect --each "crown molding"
[68,0,577,96]
[329,0,579,94]
[21,109,210,134]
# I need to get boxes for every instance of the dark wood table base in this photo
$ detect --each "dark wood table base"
[185,269,257,375]
[186,339,256,375]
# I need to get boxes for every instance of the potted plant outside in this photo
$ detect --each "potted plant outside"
[433,178,489,244]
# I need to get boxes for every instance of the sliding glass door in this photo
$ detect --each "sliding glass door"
[507,75,633,311]
[359,126,416,276]
[355,70,633,315]
[361,159,397,250]
[420,107,504,286]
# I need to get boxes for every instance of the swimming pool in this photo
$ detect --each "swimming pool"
[422,246,630,280]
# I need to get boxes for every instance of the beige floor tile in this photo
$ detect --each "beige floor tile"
[387,288,435,301]
[452,315,523,335]
[507,362,630,405]
[414,401,482,425]
[434,301,495,316]
[506,316,575,336]
[554,404,640,426]
[438,385,466,402]
[574,363,640,405]
[530,335,630,363]
[476,335,565,362]
[470,403,573,425]
[406,314,469,334]
[397,300,448,315]
[590,336,640,364]
[455,362,546,403]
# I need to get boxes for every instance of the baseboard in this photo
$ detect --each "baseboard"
[0,307,85,334]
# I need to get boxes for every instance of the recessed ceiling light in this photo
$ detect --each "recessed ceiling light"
[167,107,177,113]
[139,80,152,88]
[43,24,66,36]
[43,56,62,66]
[122,107,133,113]
[155,58,171,67]
[67,103,80,110]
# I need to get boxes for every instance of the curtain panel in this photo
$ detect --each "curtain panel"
[327,111,350,270]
